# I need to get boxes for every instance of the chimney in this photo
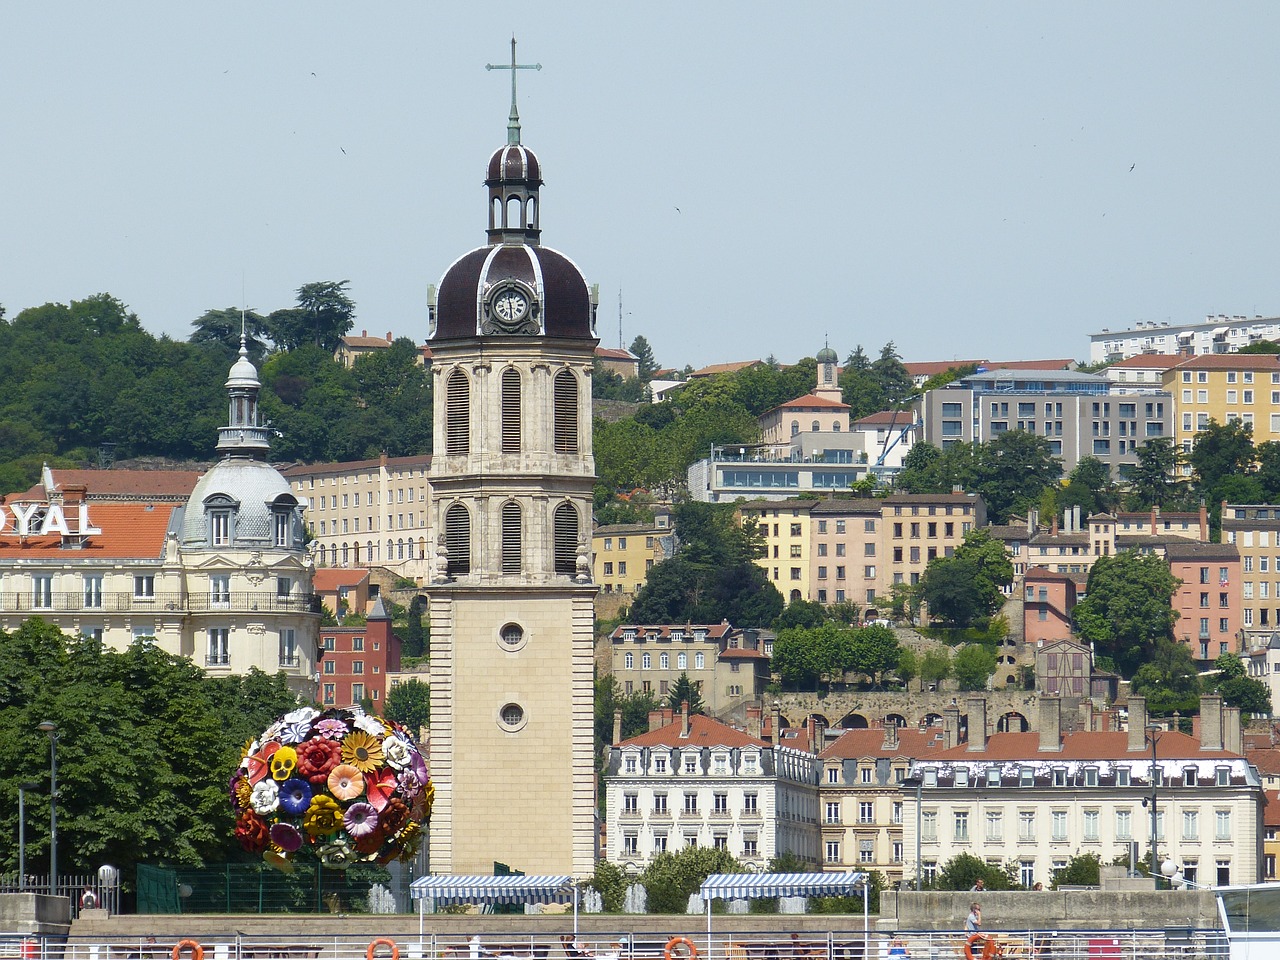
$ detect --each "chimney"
[1074,505,1082,532]
[1128,696,1149,752]
[771,702,781,747]
[883,721,899,752]
[1224,705,1243,754]
[807,716,817,753]
[1079,699,1093,733]
[648,709,664,732]
[1198,695,1223,750]
[681,700,690,738]
[944,704,961,750]
[361,329,367,337]
[747,704,762,740]
[1027,508,1038,536]
[1201,500,1210,542]
[613,709,623,746]
[1039,697,1062,752]
[967,698,988,752]
[386,330,392,342]
[1151,505,1159,535]
[1051,513,1059,536]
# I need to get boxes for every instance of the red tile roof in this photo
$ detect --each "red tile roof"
[609,623,732,641]
[689,361,763,378]
[854,410,913,427]
[0,503,175,559]
[312,568,370,591]
[766,394,850,412]
[595,347,637,361]
[1172,354,1280,371]
[1108,354,1183,370]
[620,713,770,749]
[718,647,767,661]
[281,455,432,478]
[1247,747,1280,777]
[931,730,1241,761]
[819,727,945,761]
[980,359,1076,371]
[13,469,201,502]
[1265,790,1280,827]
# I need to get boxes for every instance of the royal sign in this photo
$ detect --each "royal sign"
[0,502,102,538]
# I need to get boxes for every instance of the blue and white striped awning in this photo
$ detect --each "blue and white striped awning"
[699,871,868,901]
[409,874,574,905]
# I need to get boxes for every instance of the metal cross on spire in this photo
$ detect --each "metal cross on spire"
[486,36,541,145]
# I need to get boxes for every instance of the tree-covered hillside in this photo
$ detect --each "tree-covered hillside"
[0,287,432,494]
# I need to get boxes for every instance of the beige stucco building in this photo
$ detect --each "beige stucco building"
[424,103,598,876]
[608,622,772,714]
[593,517,674,595]
[283,453,433,582]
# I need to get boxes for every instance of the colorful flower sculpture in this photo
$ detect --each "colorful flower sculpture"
[231,706,432,870]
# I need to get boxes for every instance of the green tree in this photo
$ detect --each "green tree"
[1190,419,1256,530]
[895,647,919,689]
[587,858,628,913]
[666,673,704,715]
[638,846,743,914]
[774,599,827,631]
[972,430,1063,523]
[630,335,659,381]
[383,678,431,733]
[1060,456,1119,516]
[848,624,901,686]
[920,647,953,690]
[772,624,855,691]
[937,852,1014,891]
[952,529,1014,615]
[1050,853,1103,889]
[1124,438,1186,510]
[1209,652,1271,716]
[954,644,997,691]
[1131,638,1201,715]
[190,307,272,361]
[920,558,985,627]
[268,280,357,352]
[1074,552,1181,676]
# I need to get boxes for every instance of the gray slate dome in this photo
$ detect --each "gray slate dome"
[179,458,300,549]
[816,345,839,364]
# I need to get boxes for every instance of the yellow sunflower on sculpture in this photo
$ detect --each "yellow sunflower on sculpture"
[230,706,431,870]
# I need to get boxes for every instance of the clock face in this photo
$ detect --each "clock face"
[492,289,529,324]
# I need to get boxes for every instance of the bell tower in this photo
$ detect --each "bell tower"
[425,44,599,876]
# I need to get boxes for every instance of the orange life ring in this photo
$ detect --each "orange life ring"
[962,935,1000,960]
[173,941,204,960]
[368,939,400,960]
[664,938,697,960]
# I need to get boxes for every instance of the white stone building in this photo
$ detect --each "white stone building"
[902,697,1264,890]
[605,709,821,872]
[1089,315,1280,364]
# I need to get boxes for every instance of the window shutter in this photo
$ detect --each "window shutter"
[445,503,470,576]
[501,367,522,453]
[501,500,522,573]
[553,502,578,574]
[446,370,469,456]
[553,369,578,453]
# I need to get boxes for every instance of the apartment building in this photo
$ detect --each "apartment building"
[903,697,1263,890]
[282,453,432,581]
[1166,540,1242,661]
[1022,568,1078,648]
[593,519,674,595]
[608,622,771,713]
[817,725,943,886]
[1102,354,1183,392]
[1164,354,1280,459]
[881,493,986,590]
[808,499,882,607]
[605,708,821,871]
[1090,314,1280,364]
[740,498,817,602]
[920,369,1172,478]
[317,597,401,712]
[1221,503,1280,652]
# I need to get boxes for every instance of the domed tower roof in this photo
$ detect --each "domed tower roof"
[429,41,596,346]
[816,344,839,364]
[180,325,305,550]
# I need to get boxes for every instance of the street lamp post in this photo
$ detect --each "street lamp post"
[1146,724,1161,890]
[17,781,41,891]
[37,721,58,898]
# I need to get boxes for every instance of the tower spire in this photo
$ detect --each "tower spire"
[486,36,541,145]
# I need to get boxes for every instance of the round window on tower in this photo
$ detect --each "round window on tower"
[496,621,528,652]
[498,702,527,733]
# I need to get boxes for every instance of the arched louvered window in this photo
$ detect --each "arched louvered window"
[501,500,522,574]
[553,501,579,575]
[501,367,522,454]
[553,369,578,453]
[445,503,471,577]
[446,369,470,456]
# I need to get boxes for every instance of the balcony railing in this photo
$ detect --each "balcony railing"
[9,591,322,615]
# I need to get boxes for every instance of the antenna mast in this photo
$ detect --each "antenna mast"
[618,289,624,350]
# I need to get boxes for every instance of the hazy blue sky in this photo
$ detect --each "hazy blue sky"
[4,3,1279,369]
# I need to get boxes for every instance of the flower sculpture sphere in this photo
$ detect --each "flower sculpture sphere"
[231,706,432,870]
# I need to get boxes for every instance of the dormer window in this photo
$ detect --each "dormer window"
[1085,767,1098,786]
[1216,766,1230,786]
[986,768,1000,787]
[212,511,230,546]
[1117,768,1131,787]
[274,512,290,547]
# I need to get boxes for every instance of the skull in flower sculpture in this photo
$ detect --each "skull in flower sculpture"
[230,706,432,870]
